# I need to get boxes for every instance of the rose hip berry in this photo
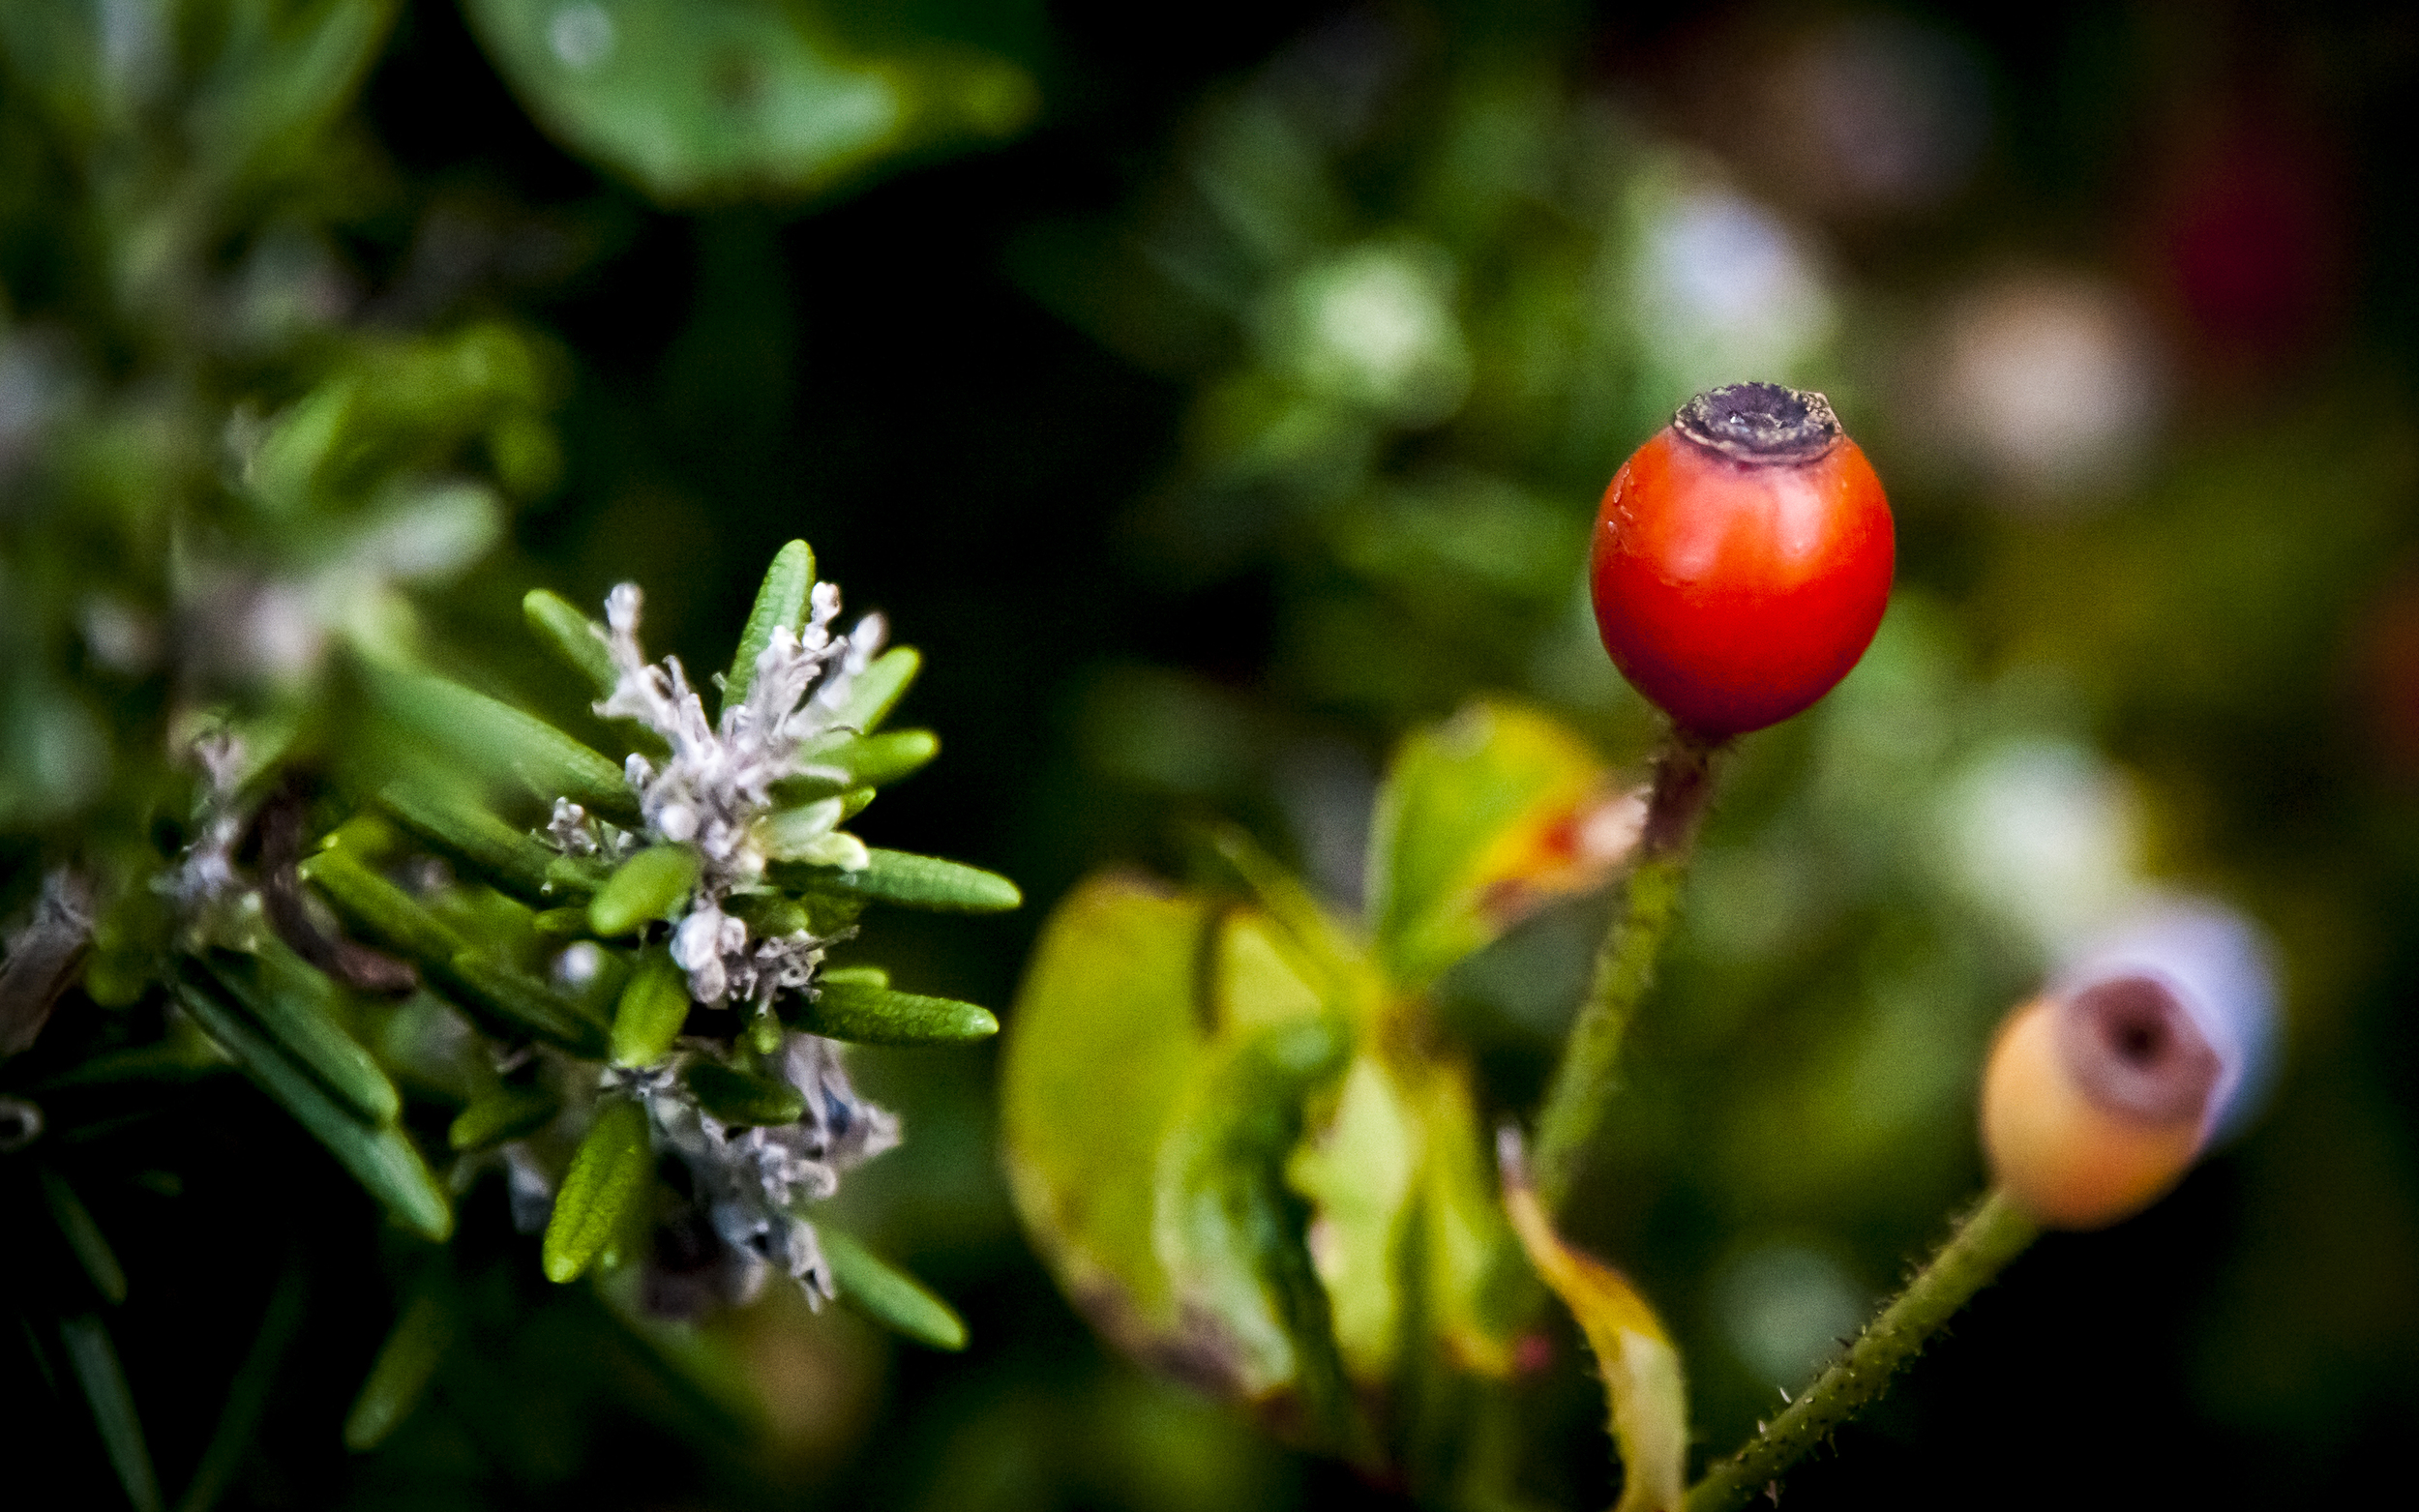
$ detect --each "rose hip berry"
[1591,383,1894,739]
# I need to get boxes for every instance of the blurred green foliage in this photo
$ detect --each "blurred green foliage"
[3,1,2417,1510]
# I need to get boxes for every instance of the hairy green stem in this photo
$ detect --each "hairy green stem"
[1529,732,1715,1214]
[1683,1188,2041,1512]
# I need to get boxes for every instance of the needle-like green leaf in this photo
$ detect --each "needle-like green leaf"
[176,1256,307,1512]
[59,1314,164,1512]
[172,972,452,1242]
[790,848,1020,913]
[543,1098,653,1284]
[588,845,701,937]
[681,1059,806,1126]
[821,1227,967,1350]
[376,774,582,904]
[209,952,400,1126]
[722,539,813,717]
[828,646,920,733]
[522,587,618,698]
[611,952,693,1068]
[357,660,636,822]
[342,1290,456,1452]
[447,1082,560,1152]
[799,980,997,1045]
[36,1166,127,1305]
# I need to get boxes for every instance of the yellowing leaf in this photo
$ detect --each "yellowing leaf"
[1286,1054,1419,1381]
[1215,909,1328,1036]
[1002,875,1214,1344]
[1410,1059,1520,1378]
[1366,701,1632,992]
[1503,1140,1687,1512]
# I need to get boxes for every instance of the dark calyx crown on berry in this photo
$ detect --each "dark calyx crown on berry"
[1673,382,1842,464]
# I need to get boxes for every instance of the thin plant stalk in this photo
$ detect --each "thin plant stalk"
[1683,1188,2041,1512]
[1530,730,1717,1213]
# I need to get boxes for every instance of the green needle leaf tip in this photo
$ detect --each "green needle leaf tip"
[802,980,997,1045]
[523,587,618,698]
[724,539,814,715]
[681,1059,807,1126]
[543,1098,653,1284]
[589,845,702,936]
[821,1227,968,1350]
[612,953,694,1068]
[343,1291,458,1453]
[61,1314,163,1512]
[798,848,1021,913]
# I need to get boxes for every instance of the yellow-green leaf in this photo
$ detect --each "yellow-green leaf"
[1503,1141,1687,1512]
[1003,875,1211,1341]
[588,845,702,936]
[611,951,692,1067]
[543,1099,653,1284]
[1365,700,1627,992]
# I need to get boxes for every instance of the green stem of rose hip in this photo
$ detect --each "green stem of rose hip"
[1530,731,1717,1214]
[1683,1188,2041,1512]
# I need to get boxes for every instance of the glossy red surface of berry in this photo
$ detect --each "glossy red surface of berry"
[1590,384,1895,738]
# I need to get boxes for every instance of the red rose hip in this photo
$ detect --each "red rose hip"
[1591,383,1894,739]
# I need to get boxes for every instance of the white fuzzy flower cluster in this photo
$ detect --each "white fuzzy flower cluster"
[589,580,885,1007]
[158,729,254,939]
[608,1034,900,1309]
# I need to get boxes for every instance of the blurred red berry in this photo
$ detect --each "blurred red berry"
[1590,383,1895,738]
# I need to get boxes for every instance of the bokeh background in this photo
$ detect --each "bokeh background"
[5,1,2417,1507]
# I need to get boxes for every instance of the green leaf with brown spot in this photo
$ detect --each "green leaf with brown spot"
[1365,700,1620,992]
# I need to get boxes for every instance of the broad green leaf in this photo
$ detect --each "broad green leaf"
[821,1226,968,1350]
[377,773,577,904]
[1365,700,1622,992]
[800,980,997,1045]
[1153,1015,1357,1426]
[1281,1056,1417,1382]
[1504,1146,1686,1512]
[448,1083,561,1152]
[829,646,920,732]
[791,847,1020,912]
[60,1314,163,1512]
[724,540,814,716]
[355,660,637,822]
[463,0,1036,206]
[543,1098,653,1283]
[681,1059,807,1126]
[1003,876,1214,1343]
[1213,904,1331,1037]
[173,973,453,1243]
[37,1166,127,1305]
[612,952,693,1067]
[209,951,401,1126]
[1410,1061,1523,1378]
[588,845,702,936]
[523,588,618,698]
[1207,826,1380,1025]
[1285,1052,1523,1389]
[342,1290,456,1452]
